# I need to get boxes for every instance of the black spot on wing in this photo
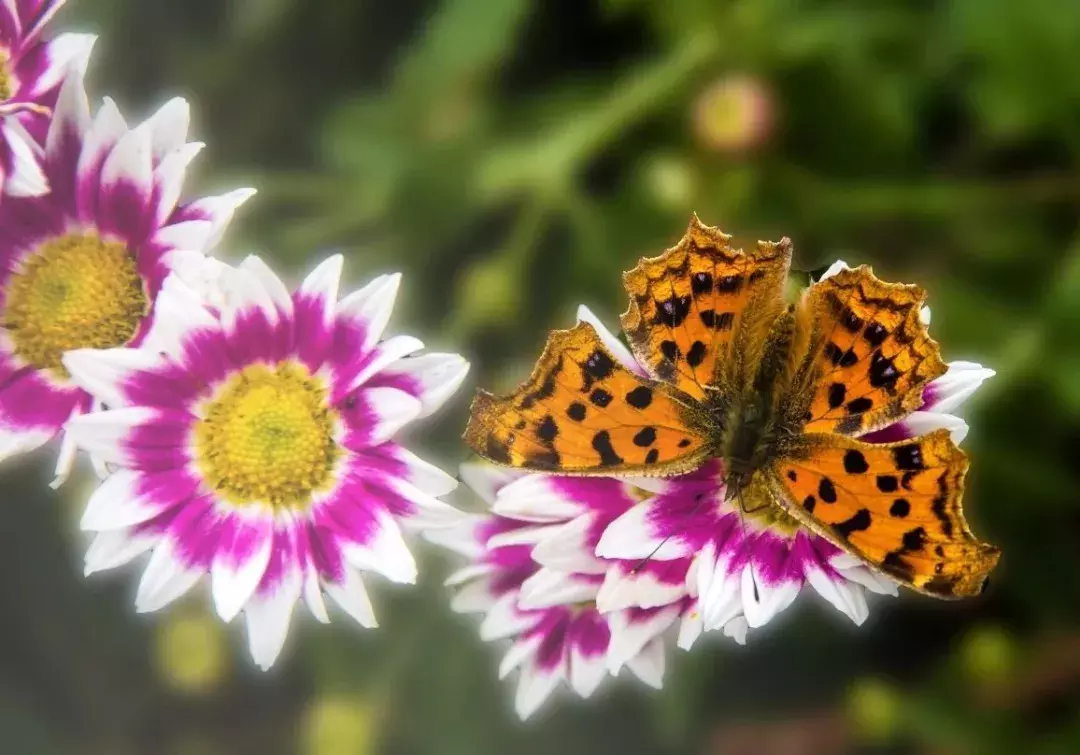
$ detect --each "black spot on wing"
[485,435,511,464]
[592,430,624,466]
[890,498,910,517]
[818,477,837,503]
[846,397,873,414]
[834,508,872,537]
[633,427,656,447]
[893,444,925,471]
[589,388,613,407]
[537,416,558,443]
[645,448,659,464]
[625,386,653,409]
[876,474,898,493]
[869,352,899,390]
[716,274,743,293]
[654,296,692,327]
[567,402,586,421]
[691,272,713,295]
[802,495,816,513]
[843,450,869,474]
[827,383,846,409]
[686,341,707,368]
[863,322,889,347]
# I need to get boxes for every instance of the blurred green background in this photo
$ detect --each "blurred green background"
[3,0,1079,753]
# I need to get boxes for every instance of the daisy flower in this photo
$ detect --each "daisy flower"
[1,0,95,197]
[0,67,253,483]
[62,256,470,670]
[591,267,994,633]
[431,462,705,720]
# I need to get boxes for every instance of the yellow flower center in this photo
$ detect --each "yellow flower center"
[194,361,342,510]
[0,49,12,101]
[4,232,149,379]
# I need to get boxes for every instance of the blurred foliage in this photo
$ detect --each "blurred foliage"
[3,0,1080,753]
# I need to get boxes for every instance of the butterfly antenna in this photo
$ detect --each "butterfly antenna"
[735,488,760,603]
[630,492,712,574]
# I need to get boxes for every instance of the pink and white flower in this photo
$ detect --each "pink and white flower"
[1,0,95,197]
[62,256,470,670]
[0,67,253,483]
[430,463,686,720]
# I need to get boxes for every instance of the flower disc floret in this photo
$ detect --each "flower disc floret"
[195,361,340,510]
[4,232,147,377]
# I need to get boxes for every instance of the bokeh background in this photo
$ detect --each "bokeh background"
[3,0,1079,753]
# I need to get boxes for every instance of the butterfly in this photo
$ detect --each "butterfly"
[464,214,1000,598]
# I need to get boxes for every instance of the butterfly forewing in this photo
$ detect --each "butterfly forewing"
[768,428,999,597]
[621,215,792,400]
[464,322,713,475]
[792,266,947,436]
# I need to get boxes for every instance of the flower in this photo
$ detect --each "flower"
[1,0,95,197]
[0,67,253,484]
[588,267,994,633]
[62,256,470,670]
[430,462,711,720]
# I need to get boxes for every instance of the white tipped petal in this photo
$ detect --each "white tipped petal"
[816,259,850,281]
[46,69,91,163]
[390,478,464,530]
[62,348,164,409]
[458,462,519,506]
[624,639,665,689]
[211,521,274,623]
[676,611,704,650]
[237,255,293,316]
[570,645,608,698]
[493,474,585,522]
[244,575,301,671]
[499,636,541,679]
[341,511,417,584]
[336,273,401,353]
[84,529,157,576]
[344,335,425,394]
[101,125,153,202]
[805,565,868,625]
[479,593,535,641]
[324,568,378,628]
[153,141,204,225]
[135,541,203,613]
[299,254,343,320]
[926,362,996,415]
[515,663,563,720]
[64,407,159,465]
[302,567,330,624]
[596,566,686,612]
[722,616,749,645]
[80,469,177,531]
[393,447,458,497]
[519,568,597,610]
[0,427,53,463]
[450,576,498,614]
[576,305,646,376]
[740,568,800,629]
[141,97,190,159]
[2,119,46,196]
[596,503,691,561]
[379,352,470,418]
[899,410,969,445]
[360,388,423,446]
[607,606,679,671]
[531,516,605,575]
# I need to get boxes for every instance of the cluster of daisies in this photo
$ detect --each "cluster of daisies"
[1,1,995,721]
[434,297,994,719]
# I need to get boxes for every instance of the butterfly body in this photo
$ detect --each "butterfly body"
[465,215,1000,599]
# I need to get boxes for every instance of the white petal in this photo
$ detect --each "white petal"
[153,220,216,252]
[324,567,378,628]
[84,528,158,576]
[302,566,330,624]
[926,362,996,415]
[25,32,95,93]
[80,468,177,531]
[63,348,165,409]
[834,562,899,597]
[444,563,494,587]
[64,407,160,465]
[484,525,549,550]
[596,502,691,561]
[421,515,486,558]
[51,426,79,489]
[393,447,458,497]
[450,576,498,614]
[479,593,535,641]
[222,258,282,331]
[244,575,301,671]
[816,259,850,281]
[140,97,190,160]
[676,610,703,650]
[135,540,204,613]
[722,616,749,645]
[493,474,585,523]
[298,254,343,322]
[344,335,424,394]
[1,119,46,196]
[359,388,422,446]
[237,255,293,316]
[805,563,868,625]
[515,662,564,720]
[211,520,274,622]
[518,568,598,610]
[340,509,417,584]
[576,305,646,376]
[458,462,518,505]
[46,68,91,164]
[624,639,665,689]
[596,565,686,613]
[75,96,126,204]
[378,352,470,418]
[336,273,401,354]
[100,125,153,202]
[499,636,541,679]
[0,426,53,464]
[153,141,204,226]
[740,567,801,629]
[531,516,605,575]
[897,410,969,445]
[570,644,609,698]
[388,477,465,530]
[920,306,932,325]
[607,605,679,671]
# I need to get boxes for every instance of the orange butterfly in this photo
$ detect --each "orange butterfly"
[464,215,999,598]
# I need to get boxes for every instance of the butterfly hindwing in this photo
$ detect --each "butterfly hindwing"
[621,215,792,400]
[794,265,947,436]
[769,428,999,597]
[464,322,713,475]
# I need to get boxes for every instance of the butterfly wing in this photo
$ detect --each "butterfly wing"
[767,428,999,597]
[621,214,792,400]
[464,322,714,475]
[789,265,947,436]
